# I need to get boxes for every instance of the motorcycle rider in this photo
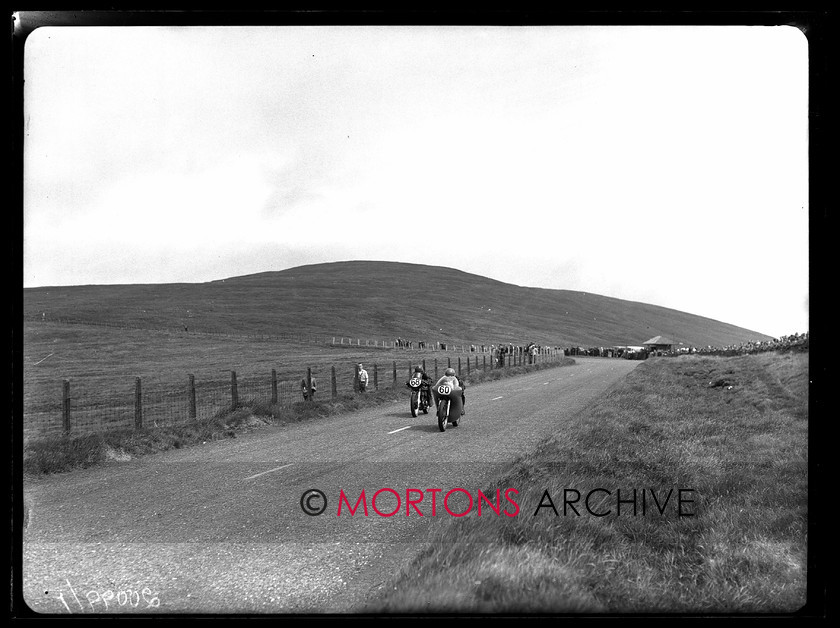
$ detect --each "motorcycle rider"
[434,367,466,415]
[406,364,433,407]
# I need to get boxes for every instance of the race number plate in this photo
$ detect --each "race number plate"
[438,385,451,395]
[409,377,421,387]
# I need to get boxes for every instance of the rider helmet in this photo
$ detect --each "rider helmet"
[445,368,456,376]
[414,365,423,373]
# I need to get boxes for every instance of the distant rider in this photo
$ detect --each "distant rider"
[434,367,466,415]
[406,364,433,406]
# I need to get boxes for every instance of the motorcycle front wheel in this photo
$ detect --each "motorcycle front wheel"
[410,390,419,417]
[437,399,449,432]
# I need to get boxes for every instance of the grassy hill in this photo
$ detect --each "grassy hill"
[22,260,772,348]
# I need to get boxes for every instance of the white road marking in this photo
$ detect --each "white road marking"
[492,396,503,400]
[244,463,293,480]
[34,353,55,365]
[543,382,549,385]
[388,426,412,434]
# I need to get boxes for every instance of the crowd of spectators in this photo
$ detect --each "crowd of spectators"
[489,342,553,366]
[688,332,809,357]
[564,346,645,359]
[557,332,809,360]
[400,331,809,362]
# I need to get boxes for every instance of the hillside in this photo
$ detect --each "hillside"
[22,261,772,348]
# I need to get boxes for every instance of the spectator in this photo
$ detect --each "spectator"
[357,363,369,393]
[301,375,318,400]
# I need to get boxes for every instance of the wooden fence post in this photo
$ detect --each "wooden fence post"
[458,357,462,374]
[62,380,71,434]
[466,356,470,377]
[434,359,438,379]
[392,361,397,384]
[422,359,426,373]
[189,374,197,419]
[331,366,337,399]
[306,367,313,403]
[271,369,278,404]
[230,370,238,411]
[135,377,143,430]
[448,357,452,369]
[373,364,378,390]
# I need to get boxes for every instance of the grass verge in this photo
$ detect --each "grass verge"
[22,356,575,477]
[371,351,808,613]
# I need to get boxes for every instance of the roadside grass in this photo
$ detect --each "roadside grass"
[22,355,575,477]
[372,351,808,613]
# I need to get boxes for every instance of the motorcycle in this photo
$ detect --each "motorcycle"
[407,376,431,417]
[432,380,464,432]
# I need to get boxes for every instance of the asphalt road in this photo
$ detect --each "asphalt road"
[22,356,640,614]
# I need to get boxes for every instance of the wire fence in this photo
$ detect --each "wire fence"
[23,350,566,442]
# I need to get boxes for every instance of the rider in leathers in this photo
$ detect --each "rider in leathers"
[406,364,433,407]
[434,367,466,416]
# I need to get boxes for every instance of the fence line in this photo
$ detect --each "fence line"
[24,350,566,441]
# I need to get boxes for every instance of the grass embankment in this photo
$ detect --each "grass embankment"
[22,355,575,477]
[372,351,809,613]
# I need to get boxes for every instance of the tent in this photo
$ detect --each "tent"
[642,335,675,351]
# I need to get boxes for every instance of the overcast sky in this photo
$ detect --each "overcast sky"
[21,23,809,338]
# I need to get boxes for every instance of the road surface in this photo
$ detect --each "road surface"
[22,357,639,614]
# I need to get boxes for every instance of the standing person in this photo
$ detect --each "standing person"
[357,363,369,393]
[301,375,317,401]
